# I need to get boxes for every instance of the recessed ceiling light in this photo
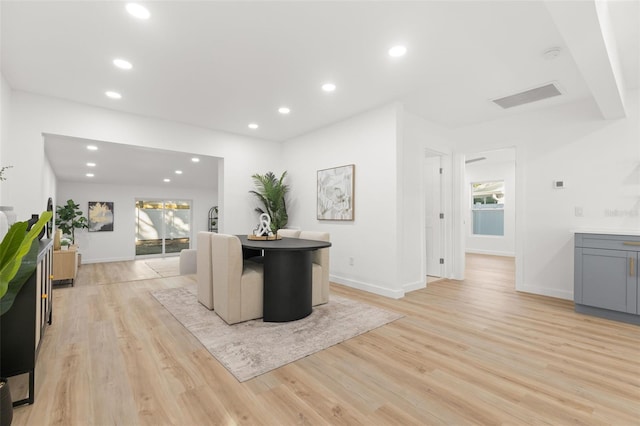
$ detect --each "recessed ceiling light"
[388,45,407,58]
[191,157,200,163]
[87,145,98,151]
[126,3,150,20]
[175,170,183,175]
[248,123,259,129]
[278,107,291,114]
[86,173,95,178]
[86,162,96,167]
[163,178,171,183]
[105,91,122,99]
[322,83,336,92]
[113,58,133,70]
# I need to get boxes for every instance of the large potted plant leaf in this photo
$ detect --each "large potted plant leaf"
[55,199,87,245]
[249,171,289,233]
[0,211,51,426]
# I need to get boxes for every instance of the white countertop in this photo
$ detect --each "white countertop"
[573,229,640,237]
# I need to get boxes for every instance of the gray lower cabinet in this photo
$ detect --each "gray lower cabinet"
[574,233,639,325]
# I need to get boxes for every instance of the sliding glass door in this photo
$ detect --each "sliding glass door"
[135,199,191,256]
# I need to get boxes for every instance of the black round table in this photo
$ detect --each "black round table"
[237,235,331,322]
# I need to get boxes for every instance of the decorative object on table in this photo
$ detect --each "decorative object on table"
[60,238,71,250]
[249,171,289,233]
[249,213,281,239]
[53,229,62,250]
[247,234,282,241]
[55,199,88,244]
[0,207,16,242]
[253,213,274,237]
[317,164,355,221]
[88,201,114,232]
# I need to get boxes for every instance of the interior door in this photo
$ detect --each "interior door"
[425,155,442,278]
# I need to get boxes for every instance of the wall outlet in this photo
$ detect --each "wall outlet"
[575,206,583,217]
[349,257,354,266]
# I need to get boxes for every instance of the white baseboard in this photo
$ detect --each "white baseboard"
[83,256,133,264]
[516,284,573,301]
[330,274,404,299]
[403,280,426,293]
[465,249,515,257]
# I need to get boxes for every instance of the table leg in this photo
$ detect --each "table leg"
[263,250,312,322]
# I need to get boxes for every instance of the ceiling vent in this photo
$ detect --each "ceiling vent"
[492,83,562,109]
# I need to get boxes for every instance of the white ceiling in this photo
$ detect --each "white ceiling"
[2,1,638,186]
[43,134,219,190]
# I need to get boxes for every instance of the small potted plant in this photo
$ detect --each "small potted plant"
[60,238,71,251]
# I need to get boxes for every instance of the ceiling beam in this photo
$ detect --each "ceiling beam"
[545,0,626,120]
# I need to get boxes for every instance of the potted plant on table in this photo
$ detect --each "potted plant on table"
[249,171,289,233]
[0,211,52,426]
[55,199,88,246]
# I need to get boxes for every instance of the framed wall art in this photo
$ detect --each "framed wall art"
[88,201,114,232]
[317,164,354,221]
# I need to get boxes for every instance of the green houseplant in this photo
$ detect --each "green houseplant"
[249,171,289,233]
[55,199,88,245]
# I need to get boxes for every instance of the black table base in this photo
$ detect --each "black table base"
[263,250,312,322]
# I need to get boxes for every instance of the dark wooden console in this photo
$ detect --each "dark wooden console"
[0,239,53,406]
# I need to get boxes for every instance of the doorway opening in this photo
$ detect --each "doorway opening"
[463,147,516,287]
[135,199,192,257]
[424,150,445,282]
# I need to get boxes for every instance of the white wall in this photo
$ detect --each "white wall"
[2,91,282,232]
[465,151,516,257]
[281,104,456,298]
[282,104,404,298]
[401,110,455,288]
[452,89,640,299]
[0,74,11,203]
[57,181,216,263]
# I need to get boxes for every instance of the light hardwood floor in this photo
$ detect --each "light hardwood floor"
[11,254,640,425]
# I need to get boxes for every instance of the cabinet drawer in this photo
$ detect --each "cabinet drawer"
[575,234,640,251]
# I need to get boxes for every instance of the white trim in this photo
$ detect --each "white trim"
[516,285,572,301]
[403,279,426,293]
[465,249,515,257]
[330,274,405,299]
[83,256,132,264]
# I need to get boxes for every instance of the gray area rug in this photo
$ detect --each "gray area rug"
[151,286,403,382]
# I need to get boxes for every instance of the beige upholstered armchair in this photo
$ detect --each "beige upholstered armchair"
[300,231,330,306]
[196,231,215,309]
[212,233,264,325]
[276,229,300,238]
[278,230,330,306]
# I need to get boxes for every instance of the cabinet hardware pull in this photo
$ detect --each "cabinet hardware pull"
[42,294,48,299]
[49,274,54,280]
[623,242,640,246]
[631,258,636,277]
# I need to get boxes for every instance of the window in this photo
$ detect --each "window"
[135,199,191,256]
[471,181,504,236]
